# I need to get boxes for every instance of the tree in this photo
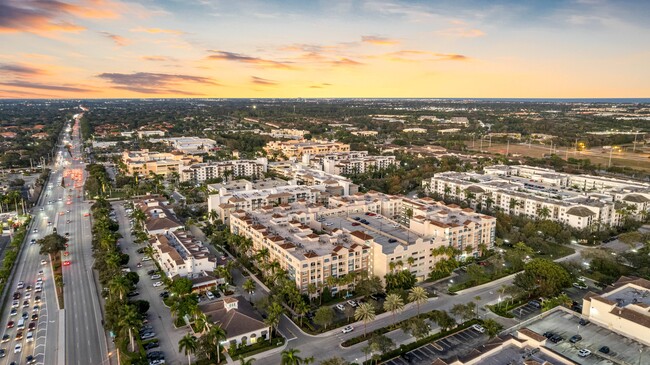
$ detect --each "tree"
[355,275,383,297]
[119,304,142,352]
[408,287,428,316]
[514,258,571,297]
[178,333,198,365]
[313,306,334,330]
[450,303,475,322]
[243,278,256,301]
[404,316,431,339]
[170,277,194,297]
[430,310,456,331]
[37,233,67,256]
[281,348,304,365]
[368,334,395,357]
[108,274,131,301]
[206,324,227,363]
[295,301,309,327]
[354,302,376,338]
[383,293,404,326]
[482,319,503,338]
[265,301,283,337]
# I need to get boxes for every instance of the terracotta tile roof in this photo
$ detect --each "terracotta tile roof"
[518,328,546,342]
[350,231,373,240]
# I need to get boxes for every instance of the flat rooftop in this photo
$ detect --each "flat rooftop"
[603,285,650,307]
[476,344,560,365]
[520,308,650,365]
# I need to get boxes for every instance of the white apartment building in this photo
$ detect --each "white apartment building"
[151,230,216,278]
[179,158,268,183]
[208,184,326,224]
[269,162,358,196]
[300,151,396,175]
[425,166,650,229]
[263,139,350,159]
[402,128,427,133]
[150,136,217,154]
[122,149,202,177]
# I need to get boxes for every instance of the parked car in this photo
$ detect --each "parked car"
[573,282,588,290]
[335,304,345,311]
[550,335,564,343]
[471,324,486,333]
[569,334,582,343]
[152,282,163,287]
[346,300,358,308]
[529,300,541,308]
[150,274,161,280]
[342,326,354,334]
[578,349,591,357]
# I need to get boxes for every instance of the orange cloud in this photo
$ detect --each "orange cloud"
[378,50,469,62]
[251,76,277,86]
[329,58,364,67]
[141,56,174,62]
[362,35,400,46]
[97,71,218,95]
[206,50,296,70]
[131,27,185,35]
[100,32,130,46]
[0,63,49,77]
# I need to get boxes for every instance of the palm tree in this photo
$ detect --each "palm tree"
[239,356,256,365]
[194,312,210,335]
[408,287,428,316]
[306,283,317,303]
[383,293,404,326]
[354,303,376,338]
[119,305,142,352]
[281,348,304,365]
[406,257,415,270]
[265,302,283,337]
[178,333,198,365]
[243,278,256,301]
[538,206,551,220]
[108,274,130,301]
[295,301,309,327]
[206,325,227,363]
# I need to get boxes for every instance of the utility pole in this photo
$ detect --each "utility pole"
[633,131,638,152]
[608,147,614,168]
[506,139,510,157]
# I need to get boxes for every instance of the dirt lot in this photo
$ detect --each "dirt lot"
[466,142,650,172]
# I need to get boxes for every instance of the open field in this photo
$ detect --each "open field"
[466,142,650,172]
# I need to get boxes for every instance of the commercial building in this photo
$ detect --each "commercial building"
[263,139,350,159]
[351,131,379,137]
[199,296,270,349]
[121,149,202,177]
[150,136,218,154]
[179,158,268,183]
[402,128,428,133]
[136,130,166,138]
[260,128,308,139]
[151,230,216,278]
[135,195,184,235]
[424,165,650,229]
[269,163,358,196]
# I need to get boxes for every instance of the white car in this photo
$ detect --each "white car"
[14,344,22,353]
[578,349,591,357]
[472,324,486,333]
[342,326,354,334]
[335,304,345,311]
[17,281,24,290]
[142,256,152,262]
[26,331,34,342]
[40,260,47,266]
[152,282,163,287]
[206,291,215,300]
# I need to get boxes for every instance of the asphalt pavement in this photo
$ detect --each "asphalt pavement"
[61,114,108,365]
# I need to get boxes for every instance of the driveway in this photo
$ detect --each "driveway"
[113,202,187,365]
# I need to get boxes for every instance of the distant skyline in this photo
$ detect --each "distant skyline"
[1,0,649,99]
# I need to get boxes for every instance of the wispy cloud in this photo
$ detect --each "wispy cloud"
[140,56,175,62]
[362,1,439,22]
[362,35,400,46]
[130,27,185,35]
[0,63,48,77]
[251,76,277,86]
[0,81,93,92]
[378,50,469,62]
[97,71,218,94]
[206,50,296,70]
[435,27,485,38]
[329,58,364,67]
[308,83,332,89]
[100,31,130,46]
[0,88,53,98]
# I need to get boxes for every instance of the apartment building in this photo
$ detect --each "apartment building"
[263,139,350,159]
[425,166,650,229]
[328,192,496,260]
[351,131,379,137]
[402,128,427,133]
[299,151,396,175]
[122,149,202,177]
[151,230,216,278]
[260,128,308,139]
[208,184,326,224]
[179,158,268,183]
[269,162,358,196]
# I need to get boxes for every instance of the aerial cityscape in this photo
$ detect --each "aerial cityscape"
[1,1,649,365]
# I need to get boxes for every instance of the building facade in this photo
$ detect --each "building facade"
[179,158,268,183]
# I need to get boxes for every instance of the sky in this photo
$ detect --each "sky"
[0,0,649,99]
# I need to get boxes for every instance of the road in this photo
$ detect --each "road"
[0,129,70,365]
[61,114,108,365]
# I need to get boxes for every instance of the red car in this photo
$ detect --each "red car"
[63,261,71,266]
[63,252,70,256]
[6,321,14,329]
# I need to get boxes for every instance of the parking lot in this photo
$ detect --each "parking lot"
[381,326,488,365]
[510,301,541,321]
[525,309,650,364]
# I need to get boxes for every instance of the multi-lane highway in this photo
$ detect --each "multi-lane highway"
[0,128,69,364]
[61,114,108,365]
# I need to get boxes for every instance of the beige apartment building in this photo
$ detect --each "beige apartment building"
[122,149,202,177]
[179,158,268,183]
[151,230,216,278]
[263,139,350,159]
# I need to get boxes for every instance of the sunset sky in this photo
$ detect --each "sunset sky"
[1,0,649,99]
